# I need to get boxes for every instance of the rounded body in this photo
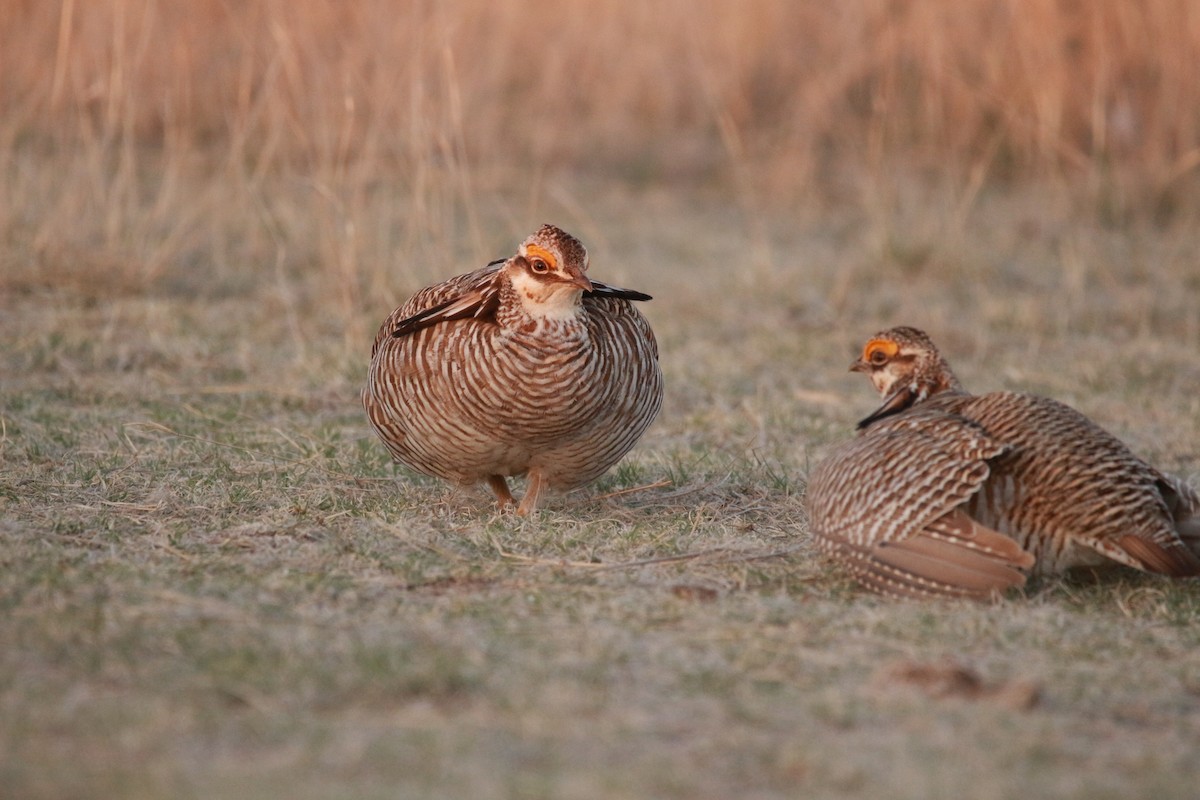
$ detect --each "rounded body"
[808,325,1200,598]
[364,283,662,493]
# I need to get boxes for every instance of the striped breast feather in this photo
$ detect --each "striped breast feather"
[583,288,659,359]
[808,409,1010,548]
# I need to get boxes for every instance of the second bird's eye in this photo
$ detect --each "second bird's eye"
[870,350,889,365]
[530,259,550,274]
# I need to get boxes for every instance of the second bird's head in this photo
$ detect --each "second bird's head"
[506,224,594,319]
[849,326,963,428]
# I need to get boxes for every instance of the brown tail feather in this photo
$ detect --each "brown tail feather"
[872,538,1028,595]
[859,509,1032,600]
[925,510,1036,570]
[1117,535,1200,577]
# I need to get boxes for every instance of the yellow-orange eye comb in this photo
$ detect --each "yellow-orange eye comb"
[523,243,558,270]
[863,338,899,361]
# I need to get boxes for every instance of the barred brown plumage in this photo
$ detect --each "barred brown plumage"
[362,224,663,515]
[807,326,1200,600]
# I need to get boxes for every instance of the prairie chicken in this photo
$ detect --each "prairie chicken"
[363,224,663,515]
[807,326,1200,599]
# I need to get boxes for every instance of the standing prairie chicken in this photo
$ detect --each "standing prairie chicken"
[363,224,663,515]
[807,326,1200,599]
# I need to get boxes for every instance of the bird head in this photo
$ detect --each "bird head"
[505,224,594,319]
[850,326,964,428]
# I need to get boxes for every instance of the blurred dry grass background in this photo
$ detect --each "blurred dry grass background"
[5,0,1200,317]
[5,3,1200,798]
[10,0,1200,181]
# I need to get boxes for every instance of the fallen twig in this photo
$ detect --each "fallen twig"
[591,478,673,501]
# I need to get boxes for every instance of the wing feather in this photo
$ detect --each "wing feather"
[369,260,505,353]
[808,409,1032,600]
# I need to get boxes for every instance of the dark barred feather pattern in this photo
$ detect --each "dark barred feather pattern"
[808,410,1034,600]
[929,391,1200,576]
[362,226,662,513]
[807,326,1200,600]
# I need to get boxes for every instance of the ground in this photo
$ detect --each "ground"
[4,180,1200,799]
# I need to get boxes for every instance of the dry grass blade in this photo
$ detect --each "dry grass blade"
[591,478,674,501]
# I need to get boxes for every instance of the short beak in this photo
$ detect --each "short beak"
[849,359,869,373]
[856,385,916,430]
[565,264,594,293]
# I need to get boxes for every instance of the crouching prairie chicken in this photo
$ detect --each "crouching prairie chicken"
[807,326,1200,600]
[362,224,663,515]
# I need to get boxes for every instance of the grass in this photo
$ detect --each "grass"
[5,189,1200,799]
[5,1,1200,798]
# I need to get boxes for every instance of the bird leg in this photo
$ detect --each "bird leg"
[517,468,546,516]
[487,475,516,510]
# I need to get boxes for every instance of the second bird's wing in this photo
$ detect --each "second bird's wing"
[808,409,1034,600]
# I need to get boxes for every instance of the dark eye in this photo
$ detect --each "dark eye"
[530,259,550,274]
[869,350,889,365]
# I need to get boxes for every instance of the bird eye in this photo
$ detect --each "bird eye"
[530,259,550,274]
[869,349,889,365]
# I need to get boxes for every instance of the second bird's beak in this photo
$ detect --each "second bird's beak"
[849,358,869,373]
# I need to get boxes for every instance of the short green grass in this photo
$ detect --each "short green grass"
[4,186,1200,800]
